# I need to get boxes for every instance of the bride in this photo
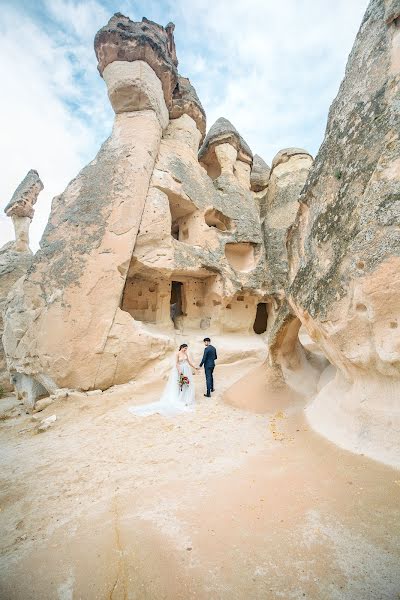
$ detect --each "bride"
[129,343,198,416]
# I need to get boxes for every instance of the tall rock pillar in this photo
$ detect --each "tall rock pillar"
[3,15,177,406]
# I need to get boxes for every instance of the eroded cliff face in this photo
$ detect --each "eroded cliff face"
[287,0,400,466]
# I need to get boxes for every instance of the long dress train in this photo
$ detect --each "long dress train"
[128,358,195,416]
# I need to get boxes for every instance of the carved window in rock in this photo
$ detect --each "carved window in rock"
[121,276,159,323]
[166,192,196,243]
[253,303,268,334]
[204,208,232,232]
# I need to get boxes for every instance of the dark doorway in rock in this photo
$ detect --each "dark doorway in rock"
[171,220,179,240]
[253,302,268,334]
[170,281,184,324]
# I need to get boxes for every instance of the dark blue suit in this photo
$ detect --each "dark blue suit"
[199,345,217,396]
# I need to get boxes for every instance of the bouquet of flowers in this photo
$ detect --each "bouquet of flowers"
[179,373,190,391]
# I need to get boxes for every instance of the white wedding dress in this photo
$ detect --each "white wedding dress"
[129,358,196,417]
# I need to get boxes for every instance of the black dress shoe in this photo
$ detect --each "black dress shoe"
[211,389,215,392]
[204,394,210,397]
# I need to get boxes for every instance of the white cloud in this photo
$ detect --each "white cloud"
[172,0,369,161]
[0,0,369,252]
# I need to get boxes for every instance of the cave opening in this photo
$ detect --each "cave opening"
[170,281,184,326]
[120,276,158,323]
[253,302,268,334]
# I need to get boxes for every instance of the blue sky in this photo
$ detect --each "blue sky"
[0,0,368,250]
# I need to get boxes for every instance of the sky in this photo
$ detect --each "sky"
[0,0,369,251]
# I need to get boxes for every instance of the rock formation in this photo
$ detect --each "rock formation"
[2,1,398,470]
[257,147,328,399]
[2,15,269,407]
[250,154,270,193]
[4,170,43,252]
[287,0,400,467]
[0,170,43,391]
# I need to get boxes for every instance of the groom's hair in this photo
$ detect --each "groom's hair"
[203,337,211,342]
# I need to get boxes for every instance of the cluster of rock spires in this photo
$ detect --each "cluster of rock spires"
[1,0,399,468]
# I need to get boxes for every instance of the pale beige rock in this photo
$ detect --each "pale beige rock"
[170,75,206,140]
[33,396,54,413]
[3,108,165,404]
[103,60,169,128]
[234,160,251,190]
[260,148,316,400]
[250,154,270,192]
[126,110,265,336]
[36,414,57,433]
[214,143,237,175]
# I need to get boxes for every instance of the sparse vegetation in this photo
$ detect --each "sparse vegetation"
[0,386,4,399]
[334,168,342,180]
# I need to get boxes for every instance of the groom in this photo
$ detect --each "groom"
[199,337,217,397]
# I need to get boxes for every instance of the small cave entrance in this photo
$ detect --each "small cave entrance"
[170,281,184,325]
[253,302,268,334]
[204,208,232,232]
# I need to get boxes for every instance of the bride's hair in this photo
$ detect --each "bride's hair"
[179,343,188,351]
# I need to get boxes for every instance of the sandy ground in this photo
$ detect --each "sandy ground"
[0,357,399,600]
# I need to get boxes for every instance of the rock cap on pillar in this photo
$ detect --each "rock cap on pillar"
[170,75,207,141]
[4,170,43,219]
[94,13,179,109]
[250,154,271,192]
[198,117,253,165]
[271,147,313,172]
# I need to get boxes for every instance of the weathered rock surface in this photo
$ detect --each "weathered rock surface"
[0,244,33,391]
[287,0,400,467]
[250,154,270,192]
[264,149,313,295]
[95,14,178,108]
[261,148,323,398]
[170,76,206,139]
[199,117,253,165]
[36,414,57,433]
[4,170,43,219]
[271,147,312,172]
[0,170,43,391]
[4,169,43,252]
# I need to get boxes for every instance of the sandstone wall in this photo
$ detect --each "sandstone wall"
[287,0,400,467]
